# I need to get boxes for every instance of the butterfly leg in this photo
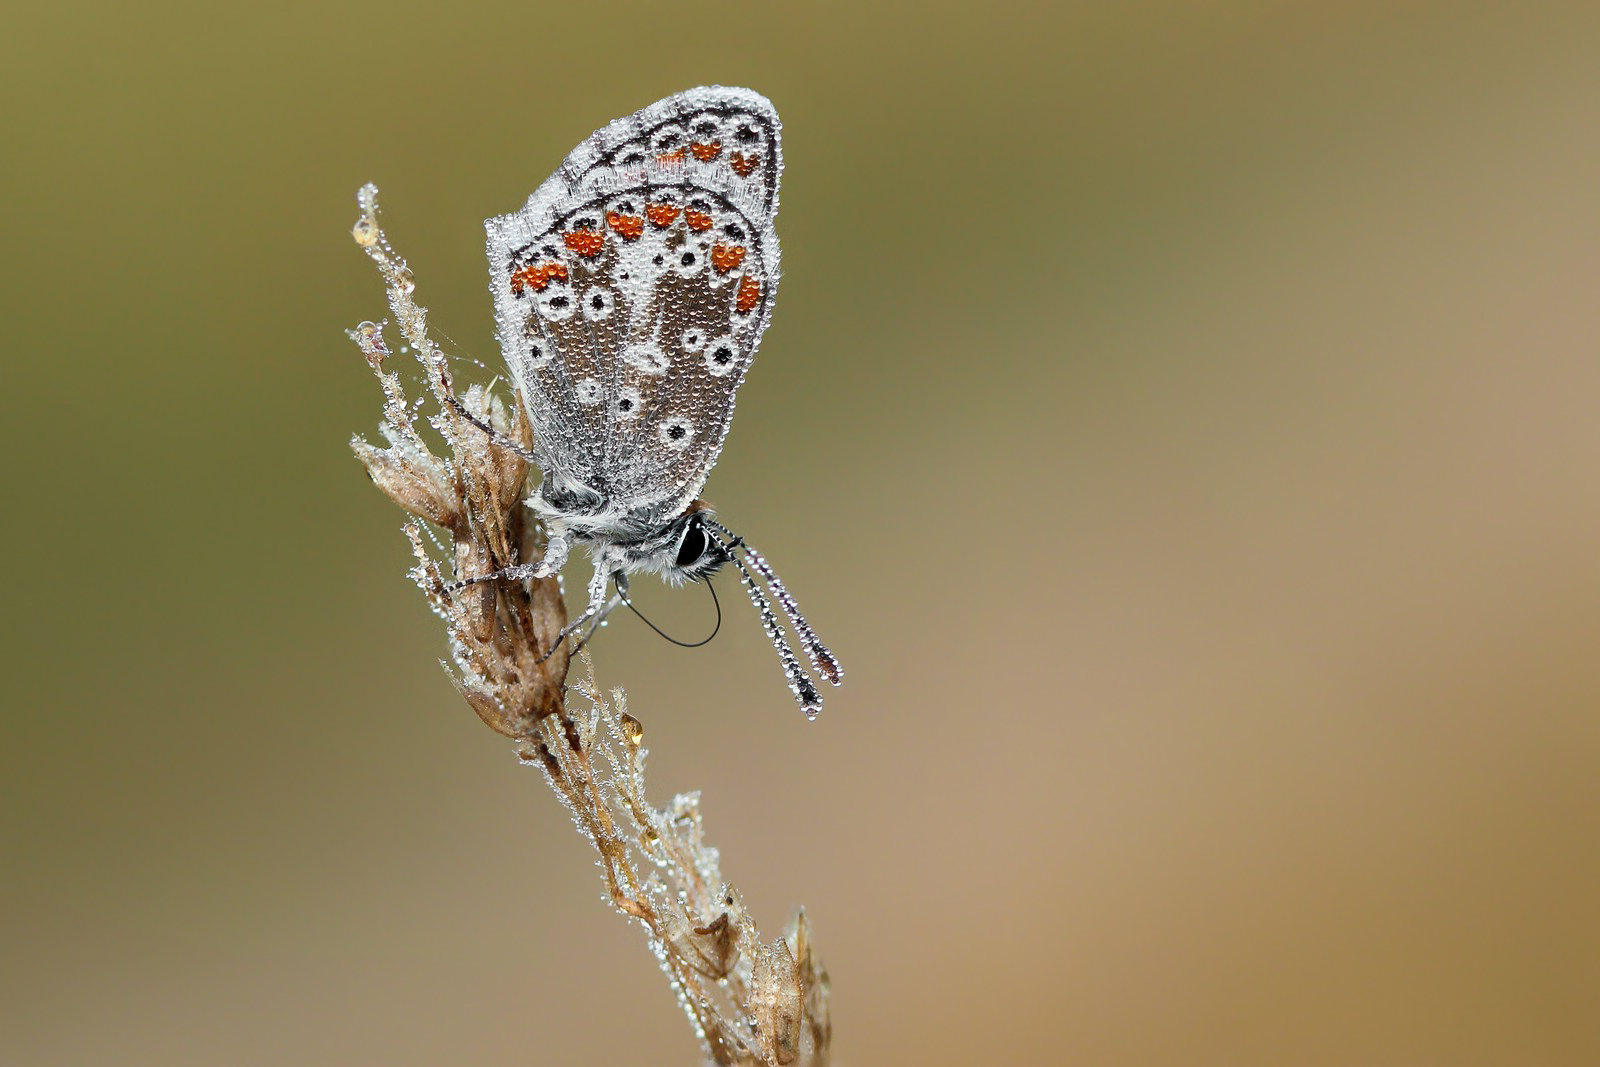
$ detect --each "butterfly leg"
[535,559,619,663]
[568,574,629,656]
[560,560,616,636]
[444,528,570,592]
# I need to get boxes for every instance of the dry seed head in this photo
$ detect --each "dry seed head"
[349,184,828,1066]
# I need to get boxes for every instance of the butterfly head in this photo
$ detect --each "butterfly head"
[613,505,729,588]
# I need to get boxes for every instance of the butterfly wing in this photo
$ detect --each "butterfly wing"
[485,86,783,524]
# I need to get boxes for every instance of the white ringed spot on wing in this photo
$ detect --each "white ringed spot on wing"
[658,416,695,451]
[520,317,555,368]
[613,386,644,420]
[537,287,575,321]
[581,287,616,321]
[704,335,740,377]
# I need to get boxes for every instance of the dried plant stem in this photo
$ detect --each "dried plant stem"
[348,185,829,1066]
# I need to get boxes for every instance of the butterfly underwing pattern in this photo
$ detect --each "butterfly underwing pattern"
[476,86,842,718]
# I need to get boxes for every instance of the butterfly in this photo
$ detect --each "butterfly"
[463,86,842,718]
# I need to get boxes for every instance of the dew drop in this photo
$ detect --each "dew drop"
[392,265,415,293]
[620,712,644,747]
[351,216,377,248]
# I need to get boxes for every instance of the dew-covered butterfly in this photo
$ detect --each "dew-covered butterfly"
[460,86,842,718]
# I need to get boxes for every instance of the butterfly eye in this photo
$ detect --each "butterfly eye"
[574,378,604,406]
[680,327,706,352]
[673,517,709,568]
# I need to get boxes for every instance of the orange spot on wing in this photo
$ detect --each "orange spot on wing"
[729,152,760,176]
[656,147,688,163]
[606,211,644,240]
[510,262,569,295]
[684,209,714,232]
[736,274,762,313]
[690,140,723,162]
[711,243,746,274]
[563,228,605,258]
[645,203,682,228]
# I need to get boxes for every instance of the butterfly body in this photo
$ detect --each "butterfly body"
[480,87,840,717]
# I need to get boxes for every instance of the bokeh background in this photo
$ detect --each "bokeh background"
[4,2,1599,1064]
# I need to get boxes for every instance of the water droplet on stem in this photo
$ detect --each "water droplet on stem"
[351,216,378,248]
[620,712,644,747]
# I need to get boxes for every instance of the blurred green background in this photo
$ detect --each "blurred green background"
[4,2,1599,1064]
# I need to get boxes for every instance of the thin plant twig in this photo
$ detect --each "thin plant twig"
[347,184,830,1066]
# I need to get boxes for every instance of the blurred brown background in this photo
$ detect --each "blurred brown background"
[4,2,1599,1064]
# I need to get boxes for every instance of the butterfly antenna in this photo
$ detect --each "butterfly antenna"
[616,575,723,648]
[704,526,824,719]
[706,519,843,687]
